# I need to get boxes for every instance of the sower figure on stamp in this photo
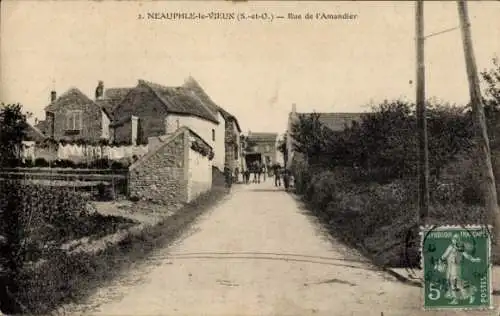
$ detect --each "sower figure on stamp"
[439,233,481,305]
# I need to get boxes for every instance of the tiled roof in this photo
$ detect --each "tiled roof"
[182,76,242,132]
[105,88,132,100]
[98,88,133,118]
[25,122,46,142]
[217,106,242,132]
[182,76,220,116]
[45,88,96,112]
[247,132,278,142]
[140,80,219,124]
[295,112,364,132]
[34,120,48,135]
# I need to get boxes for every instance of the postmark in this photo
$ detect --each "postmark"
[420,225,493,310]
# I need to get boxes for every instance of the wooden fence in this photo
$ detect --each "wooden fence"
[0,167,129,199]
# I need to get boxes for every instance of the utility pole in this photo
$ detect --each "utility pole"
[457,0,500,245]
[416,0,430,225]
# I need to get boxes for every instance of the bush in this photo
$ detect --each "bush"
[23,158,34,167]
[293,163,492,268]
[110,160,128,170]
[96,182,114,201]
[52,159,76,169]
[34,158,49,167]
[0,181,91,254]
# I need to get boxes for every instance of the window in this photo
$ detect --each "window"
[234,144,239,159]
[212,129,215,141]
[66,111,82,131]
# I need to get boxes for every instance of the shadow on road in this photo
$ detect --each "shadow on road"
[153,253,379,272]
[248,188,289,193]
[164,251,371,264]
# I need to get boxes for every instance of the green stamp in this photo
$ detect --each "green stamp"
[421,225,493,310]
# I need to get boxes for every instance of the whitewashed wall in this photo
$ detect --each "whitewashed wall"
[214,112,225,171]
[56,144,148,160]
[101,110,110,140]
[21,141,36,161]
[187,146,212,202]
[165,114,225,170]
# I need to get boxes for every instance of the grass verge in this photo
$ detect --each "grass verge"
[15,186,228,315]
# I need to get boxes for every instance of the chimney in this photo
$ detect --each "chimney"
[292,103,297,113]
[131,116,138,145]
[50,91,57,102]
[95,80,104,100]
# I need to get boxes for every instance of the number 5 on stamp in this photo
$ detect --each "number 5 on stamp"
[420,225,493,310]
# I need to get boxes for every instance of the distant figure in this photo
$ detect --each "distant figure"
[244,169,250,184]
[262,165,267,181]
[283,169,290,190]
[274,166,282,187]
[234,167,240,183]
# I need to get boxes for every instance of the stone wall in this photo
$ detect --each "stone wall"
[128,129,187,206]
[51,101,104,142]
[224,120,237,170]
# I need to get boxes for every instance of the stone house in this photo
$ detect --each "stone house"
[285,103,364,169]
[111,77,242,173]
[244,132,279,169]
[218,107,242,174]
[35,82,130,143]
[181,76,242,173]
[110,79,221,155]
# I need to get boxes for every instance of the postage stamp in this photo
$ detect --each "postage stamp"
[420,225,493,310]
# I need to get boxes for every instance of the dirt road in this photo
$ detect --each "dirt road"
[65,180,498,316]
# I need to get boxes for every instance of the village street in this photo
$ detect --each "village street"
[63,180,495,316]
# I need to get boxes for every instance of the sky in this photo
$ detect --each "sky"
[1,1,499,135]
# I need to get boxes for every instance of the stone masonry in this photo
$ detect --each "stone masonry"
[128,128,188,207]
[224,120,238,172]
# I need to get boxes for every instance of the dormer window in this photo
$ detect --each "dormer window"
[212,129,215,141]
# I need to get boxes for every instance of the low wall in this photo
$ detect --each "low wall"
[22,143,148,162]
[57,144,148,161]
[128,129,187,207]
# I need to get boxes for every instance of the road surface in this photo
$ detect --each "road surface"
[65,180,498,316]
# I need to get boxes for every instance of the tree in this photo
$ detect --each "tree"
[481,57,500,148]
[0,103,29,167]
[289,100,475,183]
[291,113,330,166]
[0,103,28,314]
[277,134,287,166]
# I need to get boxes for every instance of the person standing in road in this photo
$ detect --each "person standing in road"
[283,169,290,191]
[262,165,267,182]
[274,165,282,187]
[234,167,240,184]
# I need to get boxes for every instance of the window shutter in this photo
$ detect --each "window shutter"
[67,113,74,130]
[78,111,83,130]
